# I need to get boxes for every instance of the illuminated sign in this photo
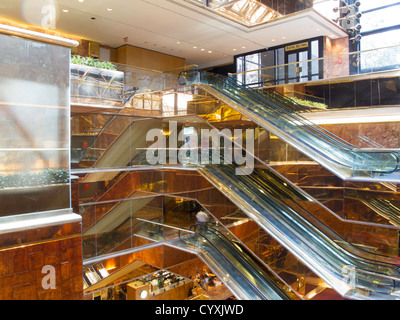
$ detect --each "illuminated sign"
[285,42,309,52]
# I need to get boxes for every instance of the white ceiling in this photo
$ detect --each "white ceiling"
[0,0,347,68]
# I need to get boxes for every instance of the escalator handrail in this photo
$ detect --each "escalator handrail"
[206,72,359,151]
[181,70,400,174]
[227,163,400,272]
[207,163,400,285]
[186,227,276,299]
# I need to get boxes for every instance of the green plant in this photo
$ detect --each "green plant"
[290,97,328,110]
[71,55,117,71]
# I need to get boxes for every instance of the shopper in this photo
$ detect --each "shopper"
[196,210,209,230]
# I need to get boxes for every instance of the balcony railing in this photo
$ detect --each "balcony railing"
[230,43,400,87]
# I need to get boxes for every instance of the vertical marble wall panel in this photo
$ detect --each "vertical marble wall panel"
[0,222,83,300]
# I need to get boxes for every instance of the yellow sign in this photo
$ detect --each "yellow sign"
[285,42,309,52]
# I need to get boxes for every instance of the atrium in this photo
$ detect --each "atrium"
[0,0,400,303]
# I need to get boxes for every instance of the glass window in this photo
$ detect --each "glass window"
[360,5,400,33]
[360,29,400,70]
[311,40,320,75]
[236,56,245,84]
[359,0,400,12]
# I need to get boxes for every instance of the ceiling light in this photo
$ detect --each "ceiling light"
[176,41,181,44]
[233,49,237,51]
[62,9,68,13]
[201,48,205,51]
[208,50,212,53]
[193,46,197,49]
[241,46,246,49]
[107,8,112,11]
[78,0,84,2]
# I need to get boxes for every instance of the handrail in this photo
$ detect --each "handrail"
[226,162,400,270]
[230,43,400,77]
[200,163,400,298]
[179,226,273,299]
[180,70,400,176]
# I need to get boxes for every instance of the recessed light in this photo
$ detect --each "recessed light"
[78,0,84,2]
[271,39,276,42]
[107,8,112,11]
[208,50,212,53]
[241,46,246,49]
[201,48,205,51]
[193,46,197,49]
[176,41,181,44]
[62,9,69,13]
[233,49,237,51]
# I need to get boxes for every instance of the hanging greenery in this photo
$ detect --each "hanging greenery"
[71,55,117,71]
[289,97,328,110]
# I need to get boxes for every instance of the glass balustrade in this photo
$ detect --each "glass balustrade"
[179,68,400,181]
[198,161,400,299]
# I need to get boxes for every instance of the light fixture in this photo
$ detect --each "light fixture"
[140,290,148,299]
[62,9,69,13]
[78,0,84,2]
[107,8,112,11]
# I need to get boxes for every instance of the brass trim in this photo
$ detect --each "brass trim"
[0,23,79,48]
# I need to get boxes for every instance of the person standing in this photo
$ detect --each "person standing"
[196,210,209,230]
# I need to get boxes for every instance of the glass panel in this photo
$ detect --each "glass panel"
[360,30,400,70]
[244,53,261,85]
[287,53,297,83]
[299,51,309,82]
[81,196,163,260]
[360,5,400,33]
[311,40,320,76]
[359,0,400,11]
[236,56,245,84]
[0,33,70,216]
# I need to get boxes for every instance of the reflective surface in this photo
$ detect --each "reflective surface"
[199,161,400,299]
[171,224,298,300]
[0,33,70,216]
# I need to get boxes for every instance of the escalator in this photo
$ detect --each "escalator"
[175,224,299,300]
[346,189,400,227]
[179,70,400,182]
[81,118,161,183]
[198,162,400,299]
